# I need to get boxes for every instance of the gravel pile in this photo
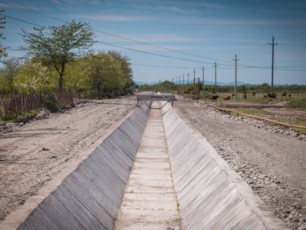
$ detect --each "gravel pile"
[229,115,306,141]
[215,108,306,229]
[218,147,306,229]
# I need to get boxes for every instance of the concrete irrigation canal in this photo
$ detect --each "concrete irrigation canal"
[0,98,287,230]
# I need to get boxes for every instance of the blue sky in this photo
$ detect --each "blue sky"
[1,0,306,85]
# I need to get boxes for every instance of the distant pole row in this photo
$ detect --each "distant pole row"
[171,36,277,99]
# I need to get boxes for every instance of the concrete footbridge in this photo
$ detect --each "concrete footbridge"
[0,95,287,230]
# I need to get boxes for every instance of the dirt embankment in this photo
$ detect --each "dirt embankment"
[0,98,136,222]
[175,99,306,229]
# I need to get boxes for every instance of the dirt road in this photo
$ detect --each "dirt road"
[175,99,306,229]
[0,98,136,222]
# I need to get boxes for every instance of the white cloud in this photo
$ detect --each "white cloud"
[0,2,40,11]
[95,33,206,43]
[156,5,196,14]
[76,14,157,22]
[179,18,306,26]
[51,0,99,5]
[197,2,231,9]
[93,42,201,53]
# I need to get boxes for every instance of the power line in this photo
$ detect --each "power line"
[4,13,215,64]
[132,63,208,69]
[4,12,229,66]
[3,8,306,73]
[97,41,215,64]
[0,1,234,65]
[0,2,66,23]
[4,14,44,27]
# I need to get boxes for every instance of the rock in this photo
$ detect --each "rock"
[298,224,306,230]
[36,109,50,120]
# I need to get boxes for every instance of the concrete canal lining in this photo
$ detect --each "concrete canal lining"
[162,103,287,229]
[0,102,151,230]
[115,102,181,229]
[1,98,288,230]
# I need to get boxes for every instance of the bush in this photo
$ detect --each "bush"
[268,93,277,98]
[42,92,59,112]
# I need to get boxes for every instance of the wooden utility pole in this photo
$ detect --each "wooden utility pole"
[187,73,190,85]
[214,62,217,92]
[233,54,239,100]
[268,36,278,95]
[202,66,205,95]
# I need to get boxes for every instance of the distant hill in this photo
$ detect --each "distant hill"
[212,81,247,86]
[135,81,156,85]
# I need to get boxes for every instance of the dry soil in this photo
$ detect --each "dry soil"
[0,98,136,222]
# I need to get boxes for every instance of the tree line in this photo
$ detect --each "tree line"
[0,18,134,98]
[139,81,306,94]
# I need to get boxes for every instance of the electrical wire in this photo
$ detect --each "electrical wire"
[97,41,215,64]
[132,63,214,70]
[0,1,233,65]
[2,5,306,72]
[4,14,44,28]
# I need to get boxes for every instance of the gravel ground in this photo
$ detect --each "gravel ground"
[175,98,306,230]
[0,98,136,222]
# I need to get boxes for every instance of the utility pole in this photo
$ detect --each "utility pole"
[202,66,205,95]
[233,54,239,100]
[193,70,196,98]
[187,73,189,85]
[214,62,217,91]
[268,36,278,95]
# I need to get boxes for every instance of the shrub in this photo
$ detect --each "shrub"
[42,92,59,112]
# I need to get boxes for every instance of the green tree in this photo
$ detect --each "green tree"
[239,84,247,93]
[108,51,134,88]
[21,20,95,91]
[86,52,125,98]
[261,83,270,93]
[2,57,20,93]
[64,58,90,92]
[14,61,50,93]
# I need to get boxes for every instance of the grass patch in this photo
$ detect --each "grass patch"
[233,108,272,116]
[288,98,306,108]
[236,97,271,104]
[294,128,306,135]
[0,110,40,124]
[198,92,273,104]
[279,117,306,127]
